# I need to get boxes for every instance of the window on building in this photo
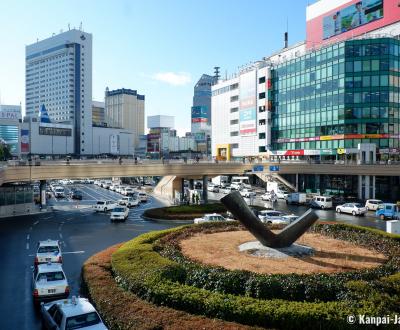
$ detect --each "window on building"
[230,131,239,137]
[259,119,266,126]
[259,133,266,139]
[259,92,266,99]
[230,95,239,102]
[230,119,239,125]
[231,143,239,149]
[259,77,266,84]
[230,107,239,113]
[259,106,265,112]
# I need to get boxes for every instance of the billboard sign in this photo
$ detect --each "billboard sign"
[323,0,383,40]
[306,0,400,49]
[39,126,72,136]
[239,70,257,136]
[191,106,208,119]
[21,129,29,153]
[110,134,120,154]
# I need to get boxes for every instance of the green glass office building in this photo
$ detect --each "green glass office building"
[271,37,400,159]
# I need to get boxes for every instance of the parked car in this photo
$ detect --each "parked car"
[118,196,139,208]
[194,213,232,224]
[336,203,367,216]
[240,188,256,198]
[32,263,69,304]
[376,203,400,220]
[35,240,62,266]
[70,190,83,200]
[110,206,129,222]
[309,196,333,209]
[365,199,384,211]
[137,192,148,202]
[258,210,287,223]
[40,296,108,330]
[92,200,118,212]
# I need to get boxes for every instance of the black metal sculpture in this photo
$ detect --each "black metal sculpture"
[221,191,318,248]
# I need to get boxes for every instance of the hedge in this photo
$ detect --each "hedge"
[81,243,254,329]
[154,222,400,302]
[111,223,400,329]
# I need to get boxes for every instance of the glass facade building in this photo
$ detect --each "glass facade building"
[0,124,19,154]
[271,38,400,158]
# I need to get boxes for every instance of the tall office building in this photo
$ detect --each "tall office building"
[191,73,217,154]
[104,88,145,148]
[25,28,93,155]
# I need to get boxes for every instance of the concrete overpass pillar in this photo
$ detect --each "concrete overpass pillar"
[189,179,194,190]
[295,174,299,192]
[39,180,46,208]
[202,175,208,204]
[181,178,185,204]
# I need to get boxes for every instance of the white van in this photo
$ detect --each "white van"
[230,176,251,189]
[311,196,333,209]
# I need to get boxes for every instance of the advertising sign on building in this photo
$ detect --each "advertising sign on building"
[21,129,29,153]
[0,105,22,120]
[239,70,257,136]
[110,134,120,154]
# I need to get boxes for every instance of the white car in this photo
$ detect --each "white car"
[240,189,256,198]
[116,185,126,194]
[194,213,233,224]
[261,192,277,201]
[118,196,139,207]
[258,210,287,223]
[92,200,118,212]
[40,296,108,330]
[336,203,367,216]
[137,192,148,202]
[207,183,219,193]
[54,186,65,198]
[221,186,237,194]
[123,187,135,196]
[110,206,129,222]
[275,190,289,199]
[365,199,383,211]
[32,263,69,304]
[35,240,62,266]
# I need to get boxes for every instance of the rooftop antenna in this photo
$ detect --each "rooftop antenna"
[68,23,70,31]
[79,22,82,31]
[284,17,289,49]
[214,66,220,81]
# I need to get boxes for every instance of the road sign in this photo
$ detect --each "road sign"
[269,165,280,172]
[252,165,264,172]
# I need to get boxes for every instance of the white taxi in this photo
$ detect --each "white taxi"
[92,200,118,212]
[40,296,107,330]
[110,206,129,222]
[35,240,62,266]
[32,263,69,303]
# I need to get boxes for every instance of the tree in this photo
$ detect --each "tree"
[0,143,12,161]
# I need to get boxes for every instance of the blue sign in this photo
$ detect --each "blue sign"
[269,165,280,172]
[252,165,264,172]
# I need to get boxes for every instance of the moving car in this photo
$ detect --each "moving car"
[54,186,65,198]
[261,192,277,201]
[32,263,69,303]
[110,206,129,222]
[365,199,383,211]
[35,240,62,266]
[92,200,118,212]
[70,189,83,200]
[258,210,287,223]
[207,183,219,193]
[137,192,148,202]
[309,196,333,209]
[122,187,135,196]
[376,203,400,220]
[336,203,367,216]
[221,186,237,194]
[194,213,233,224]
[40,296,108,330]
[240,189,256,198]
[118,196,139,208]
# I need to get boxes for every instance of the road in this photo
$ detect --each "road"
[0,183,388,329]
[0,184,177,330]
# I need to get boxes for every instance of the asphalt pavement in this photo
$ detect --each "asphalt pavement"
[0,184,177,330]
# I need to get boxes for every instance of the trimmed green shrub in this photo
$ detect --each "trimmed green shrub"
[111,223,400,329]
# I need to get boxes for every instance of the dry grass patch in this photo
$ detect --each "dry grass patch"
[180,231,387,274]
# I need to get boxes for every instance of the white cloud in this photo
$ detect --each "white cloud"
[152,72,191,86]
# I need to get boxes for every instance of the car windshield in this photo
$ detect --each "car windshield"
[354,203,363,207]
[66,312,101,330]
[96,201,105,205]
[37,271,64,282]
[113,208,125,212]
[38,246,59,254]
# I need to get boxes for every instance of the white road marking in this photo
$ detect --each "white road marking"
[59,233,63,239]
[26,234,30,240]
[33,220,39,226]
[26,243,29,250]
[29,227,33,231]
[63,251,85,254]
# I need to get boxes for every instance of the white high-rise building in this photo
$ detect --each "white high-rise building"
[25,29,93,155]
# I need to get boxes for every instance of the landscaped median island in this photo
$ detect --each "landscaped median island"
[83,222,400,329]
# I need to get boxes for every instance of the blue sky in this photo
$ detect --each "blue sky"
[0,0,311,134]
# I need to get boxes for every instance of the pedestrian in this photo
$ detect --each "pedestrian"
[242,157,245,164]
[134,156,138,165]
[119,157,122,165]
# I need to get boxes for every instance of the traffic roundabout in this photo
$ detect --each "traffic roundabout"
[83,222,400,329]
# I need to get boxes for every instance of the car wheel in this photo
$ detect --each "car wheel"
[286,200,289,205]
[337,208,341,213]
[104,207,107,212]
[352,211,356,216]
[366,206,369,211]
[321,205,325,210]
[380,214,385,220]
[267,221,272,224]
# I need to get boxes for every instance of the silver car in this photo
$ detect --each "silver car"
[336,203,367,216]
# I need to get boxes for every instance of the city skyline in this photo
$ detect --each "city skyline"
[0,0,309,134]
